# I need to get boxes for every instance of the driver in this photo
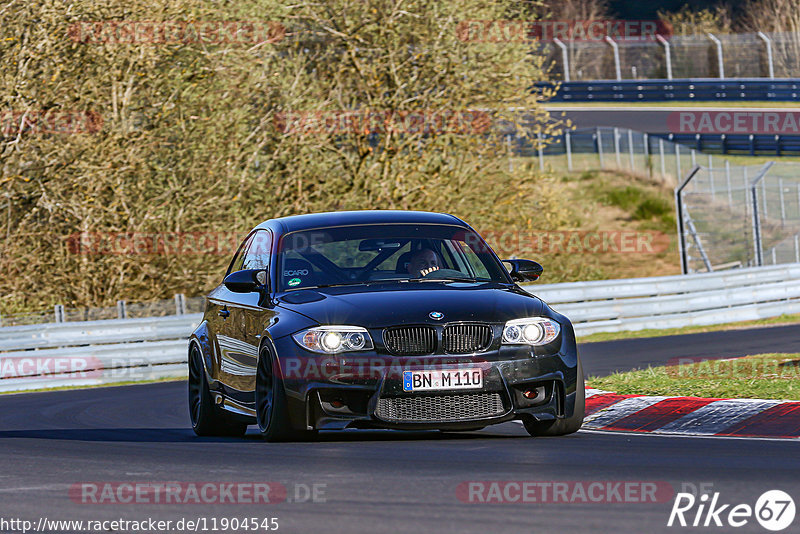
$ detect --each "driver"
[407,248,440,278]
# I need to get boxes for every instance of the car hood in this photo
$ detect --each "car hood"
[276,282,544,327]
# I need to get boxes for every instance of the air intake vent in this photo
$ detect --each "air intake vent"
[376,392,506,422]
[442,323,493,354]
[383,326,436,356]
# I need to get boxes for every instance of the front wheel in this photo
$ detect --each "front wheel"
[523,356,585,437]
[255,343,316,442]
[188,344,247,437]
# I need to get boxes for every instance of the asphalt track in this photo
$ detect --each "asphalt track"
[1,325,799,534]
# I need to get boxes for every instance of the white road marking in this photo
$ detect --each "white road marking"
[656,398,783,435]
[583,396,666,427]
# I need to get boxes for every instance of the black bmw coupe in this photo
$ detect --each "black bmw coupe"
[188,210,584,441]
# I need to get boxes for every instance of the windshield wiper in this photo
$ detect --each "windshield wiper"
[294,280,387,290]
[404,277,486,283]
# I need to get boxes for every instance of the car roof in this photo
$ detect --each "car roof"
[257,210,468,234]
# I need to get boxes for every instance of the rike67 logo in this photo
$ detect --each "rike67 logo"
[668,490,795,531]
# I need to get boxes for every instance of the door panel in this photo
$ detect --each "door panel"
[219,229,275,404]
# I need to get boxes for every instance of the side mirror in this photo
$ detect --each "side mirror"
[224,269,268,293]
[502,259,543,282]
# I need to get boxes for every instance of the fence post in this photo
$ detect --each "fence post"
[643,133,651,176]
[537,132,544,172]
[708,155,715,198]
[596,128,605,168]
[613,127,621,168]
[725,160,732,207]
[675,165,701,274]
[757,31,775,79]
[565,131,573,172]
[659,138,666,178]
[553,38,570,81]
[604,36,621,81]
[656,34,672,80]
[780,178,786,226]
[117,300,127,319]
[174,293,186,315]
[707,33,725,79]
[675,144,682,180]
[627,129,634,170]
[54,304,65,323]
[506,135,513,172]
[750,162,775,267]
[795,235,799,263]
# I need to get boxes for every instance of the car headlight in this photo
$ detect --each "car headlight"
[292,326,374,354]
[502,318,560,346]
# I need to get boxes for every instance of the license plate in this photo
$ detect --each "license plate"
[402,369,483,392]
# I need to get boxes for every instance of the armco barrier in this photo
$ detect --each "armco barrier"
[526,263,800,335]
[0,315,201,393]
[1,264,800,392]
[535,79,800,102]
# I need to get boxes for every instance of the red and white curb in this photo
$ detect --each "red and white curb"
[582,389,800,439]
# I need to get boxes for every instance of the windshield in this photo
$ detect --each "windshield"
[276,224,509,291]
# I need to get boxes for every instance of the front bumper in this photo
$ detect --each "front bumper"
[273,325,580,431]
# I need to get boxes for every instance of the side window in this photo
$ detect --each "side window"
[458,240,491,278]
[226,233,256,276]
[242,230,272,270]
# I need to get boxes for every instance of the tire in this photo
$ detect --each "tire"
[255,343,317,442]
[523,356,585,437]
[188,343,248,437]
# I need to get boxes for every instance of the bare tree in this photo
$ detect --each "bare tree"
[739,0,800,77]
[0,0,572,312]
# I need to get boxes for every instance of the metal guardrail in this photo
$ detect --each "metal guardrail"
[662,133,800,157]
[535,79,800,102]
[525,263,800,335]
[0,314,202,351]
[0,314,201,393]
[529,263,800,303]
[1,264,799,392]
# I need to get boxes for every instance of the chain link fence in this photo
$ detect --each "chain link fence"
[519,127,730,187]
[517,126,799,275]
[677,161,800,273]
[541,32,800,81]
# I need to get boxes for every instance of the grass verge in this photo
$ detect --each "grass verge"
[588,353,800,401]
